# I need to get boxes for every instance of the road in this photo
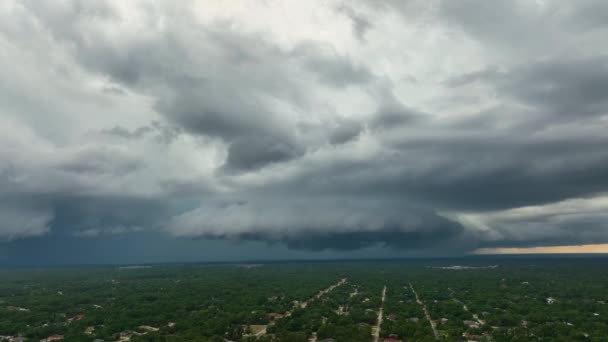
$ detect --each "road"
[286,278,347,316]
[258,278,347,337]
[452,296,485,325]
[372,286,387,342]
[409,283,439,340]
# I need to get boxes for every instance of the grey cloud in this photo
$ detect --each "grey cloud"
[443,66,503,87]
[259,131,608,213]
[297,43,373,87]
[101,86,126,95]
[563,0,608,32]
[436,0,568,58]
[475,211,608,249]
[99,122,180,144]
[18,2,378,173]
[168,199,466,251]
[223,136,304,172]
[49,194,169,236]
[369,103,426,130]
[498,58,608,118]
[0,202,52,240]
[445,57,608,128]
[336,4,372,41]
[100,126,153,140]
[56,145,142,176]
[328,119,363,145]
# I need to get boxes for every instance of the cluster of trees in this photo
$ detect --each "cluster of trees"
[1,258,608,341]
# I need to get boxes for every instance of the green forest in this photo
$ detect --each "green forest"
[1,258,607,341]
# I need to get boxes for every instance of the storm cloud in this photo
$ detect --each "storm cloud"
[1,0,608,262]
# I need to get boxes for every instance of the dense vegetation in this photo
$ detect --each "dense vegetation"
[1,257,607,341]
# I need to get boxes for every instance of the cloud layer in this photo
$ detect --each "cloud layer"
[1,0,608,258]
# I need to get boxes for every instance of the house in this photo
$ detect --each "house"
[138,325,159,332]
[67,314,84,322]
[465,335,482,342]
[463,320,480,329]
[408,317,419,322]
[546,297,556,304]
[41,335,64,342]
[266,312,284,320]
[440,318,449,324]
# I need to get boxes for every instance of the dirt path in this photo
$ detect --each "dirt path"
[254,327,267,337]
[372,286,387,342]
[409,283,439,340]
[452,297,485,326]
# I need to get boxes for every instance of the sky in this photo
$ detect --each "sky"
[1,0,608,265]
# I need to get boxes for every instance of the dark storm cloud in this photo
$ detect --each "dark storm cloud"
[446,58,608,119]
[328,120,363,145]
[100,126,153,140]
[475,212,608,249]
[49,194,170,236]
[238,222,465,252]
[268,133,608,212]
[99,122,181,144]
[223,136,304,172]
[169,199,467,252]
[369,104,427,130]
[3,0,608,258]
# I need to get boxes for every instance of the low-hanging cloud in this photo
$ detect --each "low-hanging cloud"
[168,199,466,251]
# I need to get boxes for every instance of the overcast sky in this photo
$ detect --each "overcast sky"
[1,0,608,265]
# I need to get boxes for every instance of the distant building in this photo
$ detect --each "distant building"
[41,335,64,342]
[266,312,284,320]
[463,320,480,329]
[67,314,84,322]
